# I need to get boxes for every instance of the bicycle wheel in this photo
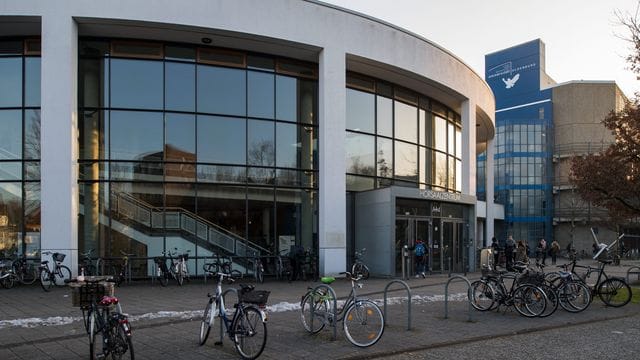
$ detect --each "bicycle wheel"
[343,299,384,347]
[199,299,216,345]
[233,306,267,360]
[176,266,184,286]
[598,278,632,307]
[39,268,53,292]
[89,310,103,360]
[469,280,495,311]
[537,283,559,318]
[21,264,38,285]
[512,284,546,317]
[300,290,329,334]
[0,272,15,289]
[352,263,370,280]
[557,281,591,313]
[157,267,169,287]
[109,318,134,359]
[55,265,72,286]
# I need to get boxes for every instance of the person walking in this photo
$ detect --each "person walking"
[413,239,427,278]
[550,239,560,265]
[491,236,500,268]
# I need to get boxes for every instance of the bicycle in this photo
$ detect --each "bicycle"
[299,249,319,282]
[275,250,293,282]
[199,269,269,360]
[253,256,265,284]
[351,248,370,280]
[70,277,134,359]
[203,257,243,283]
[11,253,38,285]
[112,250,134,287]
[79,249,97,276]
[469,268,547,317]
[0,259,17,289]
[39,251,71,292]
[299,271,384,347]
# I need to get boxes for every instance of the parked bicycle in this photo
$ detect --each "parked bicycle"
[199,268,269,360]
[203,256,243,282]
[0,258,17,289]
[112,250,135,287]
[79,249,97,276]
[299,271,384,347]
[155,249,191,286]
[470,268,547,317]
[275,250,293,282]
[351,248,370,280]
[70,277,134,359]
[299,249,319,282]
[39,251,71,291]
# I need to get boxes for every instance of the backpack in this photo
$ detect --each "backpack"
[415,243,426,257]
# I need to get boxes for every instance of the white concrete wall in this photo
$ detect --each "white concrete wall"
[1,0,495,276]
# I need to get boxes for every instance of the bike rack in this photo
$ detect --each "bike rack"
[444,274,473,322]
[383,280,412,330]
[218,288,240,343]
[310,284,338,341]
[627,266,640,285]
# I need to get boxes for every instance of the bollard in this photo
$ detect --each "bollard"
[383,280,412,330]
[444,274,473,322]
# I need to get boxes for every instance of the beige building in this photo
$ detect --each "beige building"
[551,81,627,254]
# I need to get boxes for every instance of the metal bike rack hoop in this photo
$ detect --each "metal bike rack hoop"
[444,274,473,322]
[383,280,412,330]
[311,284,338,341]
[627,266,640,285]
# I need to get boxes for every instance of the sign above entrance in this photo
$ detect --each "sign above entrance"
[420,189,461,202]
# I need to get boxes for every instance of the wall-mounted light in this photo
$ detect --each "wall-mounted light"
[201,37,212,44]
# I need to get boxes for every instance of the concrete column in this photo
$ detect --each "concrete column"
[40,14,78,274]
[318,46,346,276]
[486,138,495,245]
[461,99,476,195]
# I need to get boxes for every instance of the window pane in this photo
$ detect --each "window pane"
[0,182,22,253]
[247,186,274,250]
[435,151,447,188]
[0,58,22,107]
[79,58,108,108]
[248,119,274,166]
[448,155,455,189]
[276,122,297,168]
[276,188,316,253]
[248,71,274,119]
[455,126,462,158]
[394,101,417,143]
[197,115,246,164]
[346,88,374,133]
[346,175,375,192]
[25,161,41,181]
[299,80,317,125]
[377,137,393,178]
[79,110,107,160]
[377,96,392,137]
[25,57,41,107]
[0,110,22,159]
[276,75,296,122]
[456,159,462,191]
[276,169,314,187]
[346,132,375,175]
[165,113,195,161]
[110,59,163,110]
[197,165,246,183]
[165,62,195,112]
[394,141,417,182]
[110,162,164,181]
[419,146,432,186]
[24,109,40,159]
[434,116,447,152]
[110,111,163,161]
[24,182,40,253]
[0,162,21,180]
[196,184,247,241]
[248,167,275,184]
[165,46,196,62]
[448,123,455,155]
[197,65,246,116]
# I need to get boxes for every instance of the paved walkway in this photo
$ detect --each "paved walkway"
[1,260,639,359]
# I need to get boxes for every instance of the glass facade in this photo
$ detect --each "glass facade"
[345,73,462,192]
[78,39,318,274]
[0,39,41,257]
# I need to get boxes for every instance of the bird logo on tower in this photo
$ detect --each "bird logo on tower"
[502,73,520,89]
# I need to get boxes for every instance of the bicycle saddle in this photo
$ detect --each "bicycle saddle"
[321,276,335,284]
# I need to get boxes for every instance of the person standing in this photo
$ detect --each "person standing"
[505,235,516,270]
[516,240,529,263]
[490,237,500,268]
[536,238,547,265]
[550,239,560,265]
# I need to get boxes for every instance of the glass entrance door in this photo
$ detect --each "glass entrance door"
[395,217,430,276]
[441,220,465,273]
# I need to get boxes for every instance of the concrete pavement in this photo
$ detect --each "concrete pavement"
[1,260,639,359]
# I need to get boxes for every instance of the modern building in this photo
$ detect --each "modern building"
[0,0,497,278]
[482,39,628,253]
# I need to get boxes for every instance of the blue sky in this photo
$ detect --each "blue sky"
[322,0,640,97]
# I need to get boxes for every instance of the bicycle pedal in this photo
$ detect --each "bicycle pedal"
[214,341,223,346]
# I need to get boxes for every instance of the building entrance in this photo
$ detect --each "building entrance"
[395,217,430,276]
[437,219,466,273]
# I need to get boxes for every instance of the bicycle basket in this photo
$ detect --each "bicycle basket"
[53,252,66,262]
[70,281,114,308]
[240,290,270,305]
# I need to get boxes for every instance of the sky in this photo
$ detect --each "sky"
[321,0,640,98]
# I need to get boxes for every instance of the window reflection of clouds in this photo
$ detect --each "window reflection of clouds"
[110,111,163,161]
[346,133,375,175]
[110,59,163,110]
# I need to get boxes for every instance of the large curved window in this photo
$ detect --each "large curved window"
[0,39,41,257]
[345,72,462,193]
[78,39,318,275]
